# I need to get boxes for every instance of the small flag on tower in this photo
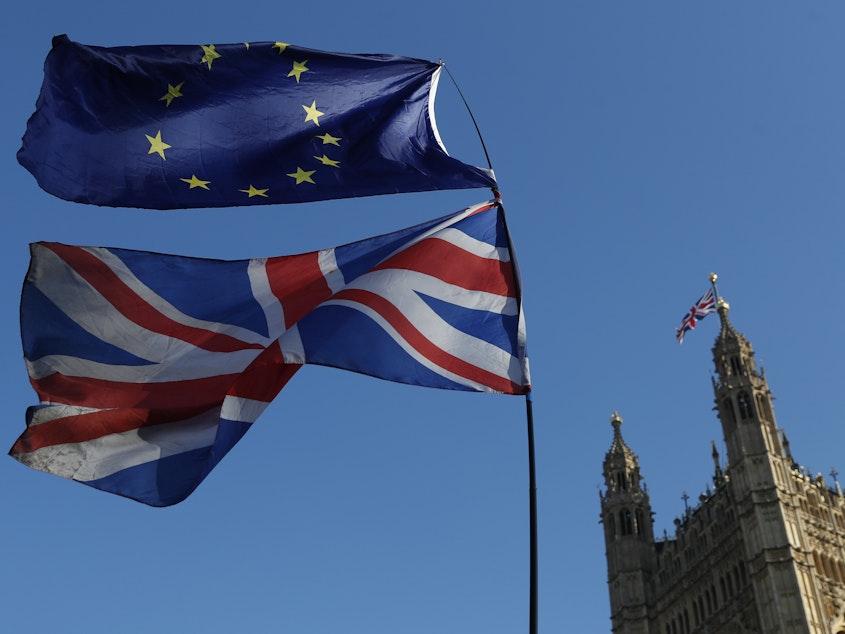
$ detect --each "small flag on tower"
[676,288,717,344]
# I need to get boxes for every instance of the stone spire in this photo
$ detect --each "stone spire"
[599,412,656,633]
[708,275,784,466]
[603,411,643,494]
[711,440,726,486]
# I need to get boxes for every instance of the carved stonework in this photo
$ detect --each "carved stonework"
[600,296,844,634]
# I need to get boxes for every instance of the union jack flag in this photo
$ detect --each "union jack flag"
[11,201,530,506]
[676,288,717,344]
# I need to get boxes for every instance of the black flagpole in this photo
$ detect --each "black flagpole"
[526,391,538,634]
[442,64,535,631]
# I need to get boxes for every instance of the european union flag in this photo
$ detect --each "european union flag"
[18,36,496,209]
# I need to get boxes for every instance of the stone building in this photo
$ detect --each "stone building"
[600,294,845,633]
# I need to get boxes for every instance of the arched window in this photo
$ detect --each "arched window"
[825,555,835,580]
[756,394,767,420]
[616,471,627,491]
[722,398,736,426]
[737,391,752,420]
[730,356,742,376]
[635,509,645,535]
[833,559,844,583]
[620,509,633,535]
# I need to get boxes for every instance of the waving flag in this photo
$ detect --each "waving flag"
[676,288,717,343]
[11,201,530,506]
[17,35,496,209]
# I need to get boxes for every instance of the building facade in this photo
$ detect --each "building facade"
[600,296,845,633]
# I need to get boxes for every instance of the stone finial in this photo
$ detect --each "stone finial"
[610,411,623,429]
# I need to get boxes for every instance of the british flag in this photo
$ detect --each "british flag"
[676,287,717,344]
[11,201,530,506]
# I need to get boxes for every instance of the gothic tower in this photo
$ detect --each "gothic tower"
[710,292,827,632]
[600,281,845,633]
[600,411,657,634]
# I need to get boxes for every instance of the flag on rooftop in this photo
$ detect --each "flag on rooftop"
[18,35,496,209]
[11,200,530,506]
[676,287,717,344]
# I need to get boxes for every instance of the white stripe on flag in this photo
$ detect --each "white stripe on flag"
[318,248,345,293]
[248,257,287,341]
[20,408,221,481]
[221,396,270,424]
[26,348,262,383]
[434,227,511,262]
[279,325,306,364]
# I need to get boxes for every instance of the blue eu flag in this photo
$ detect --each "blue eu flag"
[18,36,496,209]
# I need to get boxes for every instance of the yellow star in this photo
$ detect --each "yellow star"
[316,132,342,146]
[302,100,324,126]
[273,42,289,55]
[159,82,184,107]
[314,154,340,168]
[288,60,309,82]
[145,130,171,160]
[180,175,210,190]
[201,44,221,70]
[239,185,269,198]
[287,167,316,184]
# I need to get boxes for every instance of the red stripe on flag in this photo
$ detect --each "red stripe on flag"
[333,288,524,394]
[11,404,216,454]
[264,252,334,328]
[45,243,263,353]
[30,372,241,409]
[374,238,516,297]
[226,340,301,402]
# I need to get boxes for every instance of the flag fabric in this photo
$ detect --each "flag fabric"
[676,288,717,344]
[17,35,496,210]
[11,200,530,506]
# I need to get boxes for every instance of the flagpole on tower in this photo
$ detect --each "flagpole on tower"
[709,272,720,303]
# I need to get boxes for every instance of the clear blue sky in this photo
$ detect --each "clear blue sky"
[2,2,844,632]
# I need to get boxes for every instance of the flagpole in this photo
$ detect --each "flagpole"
[438,68,533,626]
[442,64,494,171]
[709,272,720,302]
[491,192,536,634]
[526,391,538,634]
